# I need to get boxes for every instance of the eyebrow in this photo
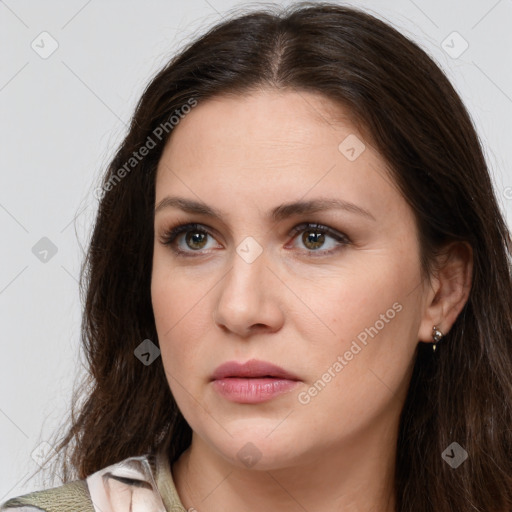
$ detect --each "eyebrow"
[154,196,376,222]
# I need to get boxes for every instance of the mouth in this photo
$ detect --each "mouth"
[210,359,301,404]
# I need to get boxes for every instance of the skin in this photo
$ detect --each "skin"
[151,89,472,512]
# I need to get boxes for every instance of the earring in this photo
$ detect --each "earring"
[432,325,444,352]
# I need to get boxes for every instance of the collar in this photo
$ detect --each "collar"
[155,450,187,512]
[86,451,186,512]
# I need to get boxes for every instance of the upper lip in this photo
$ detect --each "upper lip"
[211,359,300,381]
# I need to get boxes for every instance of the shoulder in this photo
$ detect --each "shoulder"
[0,455,170,512]
[0,480,91,512]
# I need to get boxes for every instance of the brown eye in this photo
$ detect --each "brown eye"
[301,229,326,250]
[159,222,350,258]
[160,223,219,256]
[289,223,351,256]
[184,231,209,250]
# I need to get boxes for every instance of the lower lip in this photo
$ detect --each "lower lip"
[211,378,300,403]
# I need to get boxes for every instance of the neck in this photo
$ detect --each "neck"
[172,423,397,512]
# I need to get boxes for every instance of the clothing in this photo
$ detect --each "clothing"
[0,450,187,512]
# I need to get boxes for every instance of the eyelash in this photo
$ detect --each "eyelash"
[158,222,351,258]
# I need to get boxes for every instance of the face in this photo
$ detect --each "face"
[151,89,429,470]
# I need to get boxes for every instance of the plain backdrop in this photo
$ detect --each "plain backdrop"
[1,0,511,500]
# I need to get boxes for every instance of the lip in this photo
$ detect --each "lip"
[210,359,301,404]
[211,359,300,381]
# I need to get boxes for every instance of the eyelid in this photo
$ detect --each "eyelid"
[288,222,350,243]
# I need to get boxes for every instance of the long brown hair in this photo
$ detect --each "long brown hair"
[38,2,512,510]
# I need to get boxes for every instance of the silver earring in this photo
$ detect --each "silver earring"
[432,325,444,352]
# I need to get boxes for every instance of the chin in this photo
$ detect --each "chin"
[203,426,309,471]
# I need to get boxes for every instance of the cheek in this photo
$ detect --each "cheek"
[151,259,203,333]
[151,265,213,381]
[297,264,395,335]
[294,268,420,436]
[298,251,420,370]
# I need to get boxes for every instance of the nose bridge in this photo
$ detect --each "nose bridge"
[223,238,268,302]
[213,237,281,334]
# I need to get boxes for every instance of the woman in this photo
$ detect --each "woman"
[2,2,511,511]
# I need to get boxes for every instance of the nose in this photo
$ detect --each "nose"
[212,246,285,337]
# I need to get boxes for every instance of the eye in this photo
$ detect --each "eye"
[158,223,220,256]
[158,222,350,257]
[288,222,350,256]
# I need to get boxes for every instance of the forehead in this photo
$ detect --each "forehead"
[158,88,366,164]
[154,89,401,221]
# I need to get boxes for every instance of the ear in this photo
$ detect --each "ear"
[417,241,473,343]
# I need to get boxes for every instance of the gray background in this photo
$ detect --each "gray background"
[1,0,511,499]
